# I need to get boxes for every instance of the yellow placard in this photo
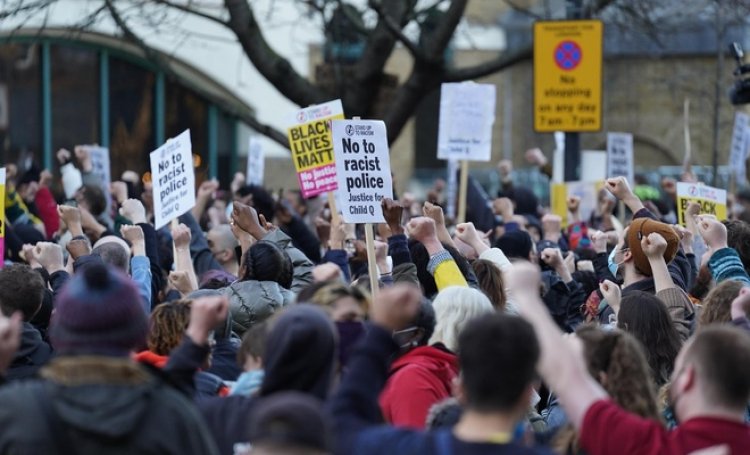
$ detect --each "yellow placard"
[534,20,603,132]
[286,100,345,199]
[550,180,604,228]
[676,183,727,226]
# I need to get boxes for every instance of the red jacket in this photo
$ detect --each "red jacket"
[35,187,59,239]
[378,345,458,429]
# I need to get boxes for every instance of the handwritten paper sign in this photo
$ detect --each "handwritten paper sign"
[287,100,344,198]
[437,83,496,161]
[676,182,727,226]
[150,130,195,229]
[332,119,393,223]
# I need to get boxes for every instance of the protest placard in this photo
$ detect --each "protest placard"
[246,136,265,186]
[84,145,111,212]
[551,180,603,227]
[150,129,195,229]
[287,100,344,199]
[676,182,727,226]
[332,119,393,224]
[728,112,749,184]
[0,167,5,268]
[582,150,607,182]
[86,145,111,190]
[607,132,634,183]
[437,83,496,161]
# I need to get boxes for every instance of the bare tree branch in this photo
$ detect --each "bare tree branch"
[369,0,427,62]
[224,0,324,108]
[150,0,228,26]
[501,0,544,20]
[421,0,466,60]
[443,47,532,82]
[106,0,289,147]
[0,0,54,20]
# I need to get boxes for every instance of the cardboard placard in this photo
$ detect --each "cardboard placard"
[287,100,344,198]
[150,129,196,229]
[676,182,727,226]
[437,83,496,161]
[332,119,393,223]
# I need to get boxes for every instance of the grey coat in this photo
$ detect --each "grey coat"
[221,229,314,336]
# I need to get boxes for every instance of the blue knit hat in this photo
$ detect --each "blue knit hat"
[51,264,147,356]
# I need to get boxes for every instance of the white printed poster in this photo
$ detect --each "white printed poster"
[150,129,195,229]
[729,112,749,184]
[246,136,265,186]
[332,119,393,224]
[437,83,496,161]
[607,132,634,184]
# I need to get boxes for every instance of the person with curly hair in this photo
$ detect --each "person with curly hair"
[549,325,662,455]
[699,280,746,327]
[135,299,228,398]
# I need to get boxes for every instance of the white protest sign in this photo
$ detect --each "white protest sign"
[246,136,265,186]
[729,112,749,184]
[437,82,496,161]
[84,145,111,212]
[581,150,607,182]
[150,129,195,229]
[86,146,111,189]
[332,119,393,223]
[607,132,633,183]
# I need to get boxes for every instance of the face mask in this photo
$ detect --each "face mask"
[392,326,420,350]
[607,247,620,277]
[335,321,366,368]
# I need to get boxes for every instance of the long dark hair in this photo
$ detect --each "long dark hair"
[617,291,681,386]
[240,241,293,289]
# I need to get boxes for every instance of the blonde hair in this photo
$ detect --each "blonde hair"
[429,287,494,352]
[308,283,371,315]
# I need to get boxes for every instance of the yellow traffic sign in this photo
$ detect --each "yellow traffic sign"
[534,20,603,132]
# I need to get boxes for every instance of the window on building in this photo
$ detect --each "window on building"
[166,83,208,180]
[0,44,41,168]
[51,45,99,156]
[217,111,234,184]
[109,56,155,177]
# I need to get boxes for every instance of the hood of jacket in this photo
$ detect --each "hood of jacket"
[260,305,336,401]
[390,345,458,385]
[7,322,53,381]
[222,280,294,335]
[40,357,161,439]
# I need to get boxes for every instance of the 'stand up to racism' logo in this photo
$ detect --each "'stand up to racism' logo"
[296,111,308,123]
[345,125,355,136]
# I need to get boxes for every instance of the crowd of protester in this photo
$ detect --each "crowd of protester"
[0,146,749,454]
